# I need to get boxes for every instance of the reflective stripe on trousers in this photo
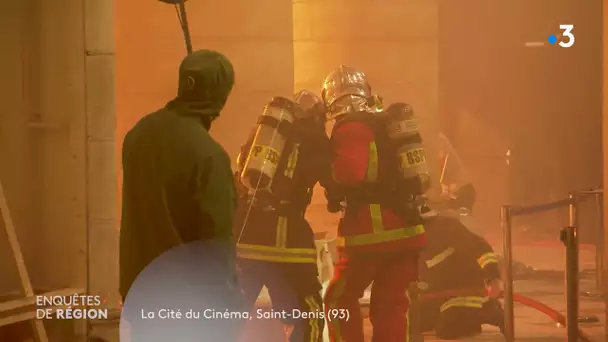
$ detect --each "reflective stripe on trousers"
[237,244,317,263]
[303,295,322,342]
[440,296,488,312]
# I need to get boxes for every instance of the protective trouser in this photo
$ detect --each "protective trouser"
[421,297,504,339]
[239,259,324,342]
[324,251,419,342]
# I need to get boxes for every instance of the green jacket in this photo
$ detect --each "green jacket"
[119,50,237,299]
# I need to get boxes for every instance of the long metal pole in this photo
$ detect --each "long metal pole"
[595,192,604,291]
[501,205,515,342]
[566,193,579,341]
[178,0,193,54]
[602,3,608,340]
[408,282,422,342]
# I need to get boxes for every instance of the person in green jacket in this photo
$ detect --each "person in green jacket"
[119,50,243,341]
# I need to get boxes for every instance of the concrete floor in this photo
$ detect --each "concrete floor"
[86,220,607,342]
[242,244,607,342]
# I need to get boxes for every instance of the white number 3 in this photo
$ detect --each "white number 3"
[559,24,575,48]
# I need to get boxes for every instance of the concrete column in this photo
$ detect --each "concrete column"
[0,0,118,305]
[29,0,88,291]
[293,0,440,205]
[602,1,608,336]
[84,0,119,310]
[0,0,99,299]
[116,1,295,165]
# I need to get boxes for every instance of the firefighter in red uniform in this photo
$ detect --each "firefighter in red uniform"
[321,66,431,342]
[234,90,330,342]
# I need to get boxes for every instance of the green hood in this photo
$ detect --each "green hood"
[168,50,235,124]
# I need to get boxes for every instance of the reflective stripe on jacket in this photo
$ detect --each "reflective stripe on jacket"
[425,247,455,268]
[477,252,499,268]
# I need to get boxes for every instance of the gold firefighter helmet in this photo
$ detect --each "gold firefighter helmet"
[321,65,373,120]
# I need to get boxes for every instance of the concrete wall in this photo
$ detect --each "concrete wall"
[0,0,295,308]
[1,0,438,304]
[293,0,439,210]
[438,1,603,234]
[0,0,295,303]
[116,0,295,169]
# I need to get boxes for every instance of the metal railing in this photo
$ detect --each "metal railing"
[579,189,605,292]
[501,187,603,342]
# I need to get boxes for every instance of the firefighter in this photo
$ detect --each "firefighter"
[417,203,504,339]
[321,65,430,342]
[234,90,330,342]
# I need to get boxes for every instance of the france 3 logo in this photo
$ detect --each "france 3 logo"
[548,25,575,48]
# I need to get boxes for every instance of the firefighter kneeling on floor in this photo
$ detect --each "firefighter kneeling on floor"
[234,90,331,342]
[417,202,505,339]
[322,65,430,342]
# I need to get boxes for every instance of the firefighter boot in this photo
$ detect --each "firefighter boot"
[481,299,505,334]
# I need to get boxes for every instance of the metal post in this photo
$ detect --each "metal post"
[602,3,608,339]
[566,193,579,341]
[568,192,577,232]
[408,282,423,342]
[501,206,515,342]
[595,192,604,291]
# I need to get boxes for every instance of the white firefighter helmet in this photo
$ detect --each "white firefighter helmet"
[321,65,373,120]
